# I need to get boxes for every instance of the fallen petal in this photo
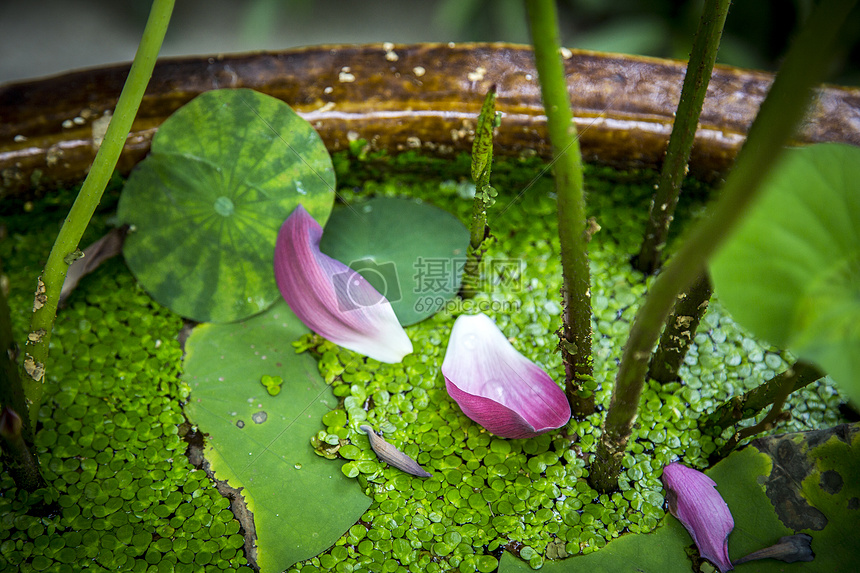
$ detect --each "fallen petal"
[733,534,814,565]
[359,425,432,478]
[441,313,570,439]
[274,205,412,363]
[663,462,734,573]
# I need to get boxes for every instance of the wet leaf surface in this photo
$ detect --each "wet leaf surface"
[183,301,370,571]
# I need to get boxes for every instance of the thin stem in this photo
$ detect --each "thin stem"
[716,372,796,458]
[704,361,824,434]
[525,0,594,417]
[20,0,174,427]
[648,271,713,383]
[635,0,732,275]
[590,0,857,494]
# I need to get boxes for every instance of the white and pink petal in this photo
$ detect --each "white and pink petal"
[273,205,412,364]
[441,313,570,439]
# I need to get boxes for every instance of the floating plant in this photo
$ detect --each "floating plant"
[183,300,371,571]
[118,88,335,323]
[319,197,470,326]
[3,0,859,570]
[1,154,855,573]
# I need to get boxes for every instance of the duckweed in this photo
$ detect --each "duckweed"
[285,159,848,571]
[1,190,252,573]
[1,157,848,572]
[260,374,283,396]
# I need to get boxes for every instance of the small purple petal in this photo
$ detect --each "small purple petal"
[441,313,570,439]
[274,205,412,363]
[663,462,734,573]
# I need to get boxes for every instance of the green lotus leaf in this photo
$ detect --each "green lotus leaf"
[722,423,860,571]
[710,143,860,405]
[319,197,470,326]
[118,88,335,323]
[183,301,370,571]
[499,506,691,573]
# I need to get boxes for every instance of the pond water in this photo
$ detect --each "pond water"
[0,154,848,572]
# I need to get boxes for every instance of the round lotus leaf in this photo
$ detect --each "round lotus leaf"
[319,197,469,326]
[118,88,335,323]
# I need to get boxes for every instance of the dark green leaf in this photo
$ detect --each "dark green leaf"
[718,424,860,571]
[319,197,469,325]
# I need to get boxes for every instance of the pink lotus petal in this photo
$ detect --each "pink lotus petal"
[441,313,570,439]
[274,205,412,363]
[663,462,734,572]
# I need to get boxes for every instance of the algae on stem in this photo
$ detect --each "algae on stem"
[648,272,713,384]
[634,0,731,275]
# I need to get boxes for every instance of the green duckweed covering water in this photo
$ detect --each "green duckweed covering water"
[285,156,846,572]
[1,188,253,573]
[0,155,848,572]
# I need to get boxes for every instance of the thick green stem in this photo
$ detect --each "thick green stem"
[21,0,175,427]
[526,0,594,417]
[0,407,48,492]
[648,271,712,383]
[1,260,47,491]
[704,361,824,435]
[590,0,857,494]
[635,0,732,275]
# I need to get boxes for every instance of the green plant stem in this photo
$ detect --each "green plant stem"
[462,86,498,299]
[704,361,824,434]
[21,0,175,427]
[525,0,594,417]
[635,0,732,275]
[1,262,47,491]
[648,271,712,383]
[0,264,32,445]
[716,373,796,458]
[590,0,857,494]
[0,407,47,492]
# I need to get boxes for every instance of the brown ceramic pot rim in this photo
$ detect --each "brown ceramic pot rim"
[2,42,859,197]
